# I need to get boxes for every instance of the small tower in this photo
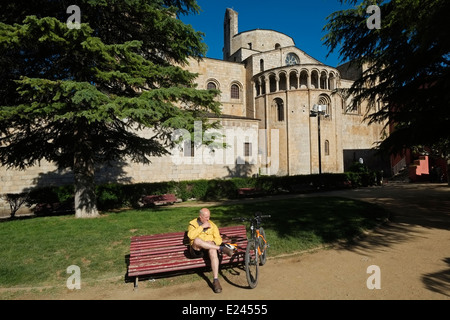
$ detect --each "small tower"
[223,8,238,60]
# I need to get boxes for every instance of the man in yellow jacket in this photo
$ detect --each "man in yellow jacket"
[187,208,234,293]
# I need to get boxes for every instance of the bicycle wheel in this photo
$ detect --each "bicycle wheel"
[258,227,268,266]
[245,239,259,289]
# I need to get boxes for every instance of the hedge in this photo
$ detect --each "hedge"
[13,169,381,216]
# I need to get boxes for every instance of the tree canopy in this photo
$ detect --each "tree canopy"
[0,1,221,217]
[323,0,450,165]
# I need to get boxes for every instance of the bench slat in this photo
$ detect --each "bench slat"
[129,250,246,269]
[131,227,246,247]
[131,239,247,258]
[131,225,246,242]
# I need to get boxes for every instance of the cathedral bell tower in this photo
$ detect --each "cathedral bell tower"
[223,8,238,60]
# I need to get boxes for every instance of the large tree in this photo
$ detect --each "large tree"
[323,0,450,183]
[0,1,221,217]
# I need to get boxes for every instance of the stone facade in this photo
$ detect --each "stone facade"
[0,8,387,216]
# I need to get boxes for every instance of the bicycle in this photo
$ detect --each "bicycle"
[232,212,271,288]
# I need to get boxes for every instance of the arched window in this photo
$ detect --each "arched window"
[325,140,330,156]
[231,84,240,99]
[328,73,336,90]
[285,53,300,66]
[261,78,266,95]
[207,81,217,90]
[318,94,332,118]
[269,74,277,93]
[260,59,264,72]
[310,70,319,89]
[273,98,284,122]
[320,71,328,89]
[300,70,308,88]
[255,81,260,96]
[289,71,298,90]
[278,73,287,91]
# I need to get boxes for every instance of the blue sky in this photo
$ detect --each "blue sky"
[181,0,355,67]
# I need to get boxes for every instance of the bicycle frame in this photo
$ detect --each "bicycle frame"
[250,223,267,257]
[256,229,267,256]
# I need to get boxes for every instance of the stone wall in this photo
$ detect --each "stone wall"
[0,118,260,217]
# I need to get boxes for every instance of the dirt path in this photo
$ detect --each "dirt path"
[9,182,450,300]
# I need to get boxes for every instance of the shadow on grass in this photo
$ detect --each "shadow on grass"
[211,196,390,245]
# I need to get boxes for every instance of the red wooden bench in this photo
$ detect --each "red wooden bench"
[127,225,248,288]
[237,187,263,197]
[141,193,179,206]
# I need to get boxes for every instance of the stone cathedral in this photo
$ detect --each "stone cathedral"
[0,8,387,215]
[182,8,386,177]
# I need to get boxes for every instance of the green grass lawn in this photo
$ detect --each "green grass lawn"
[0,196,389,289]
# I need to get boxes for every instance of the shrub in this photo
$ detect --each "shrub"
[1,193,29,218]
[346,162,377,187]
[24,172,373,214]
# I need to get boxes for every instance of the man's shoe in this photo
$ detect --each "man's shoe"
[213,279,222,293]
[221,244,235,257]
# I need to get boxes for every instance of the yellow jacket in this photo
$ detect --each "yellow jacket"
[187,218,222,246]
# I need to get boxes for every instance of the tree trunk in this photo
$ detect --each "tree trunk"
[74,127,99,218]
